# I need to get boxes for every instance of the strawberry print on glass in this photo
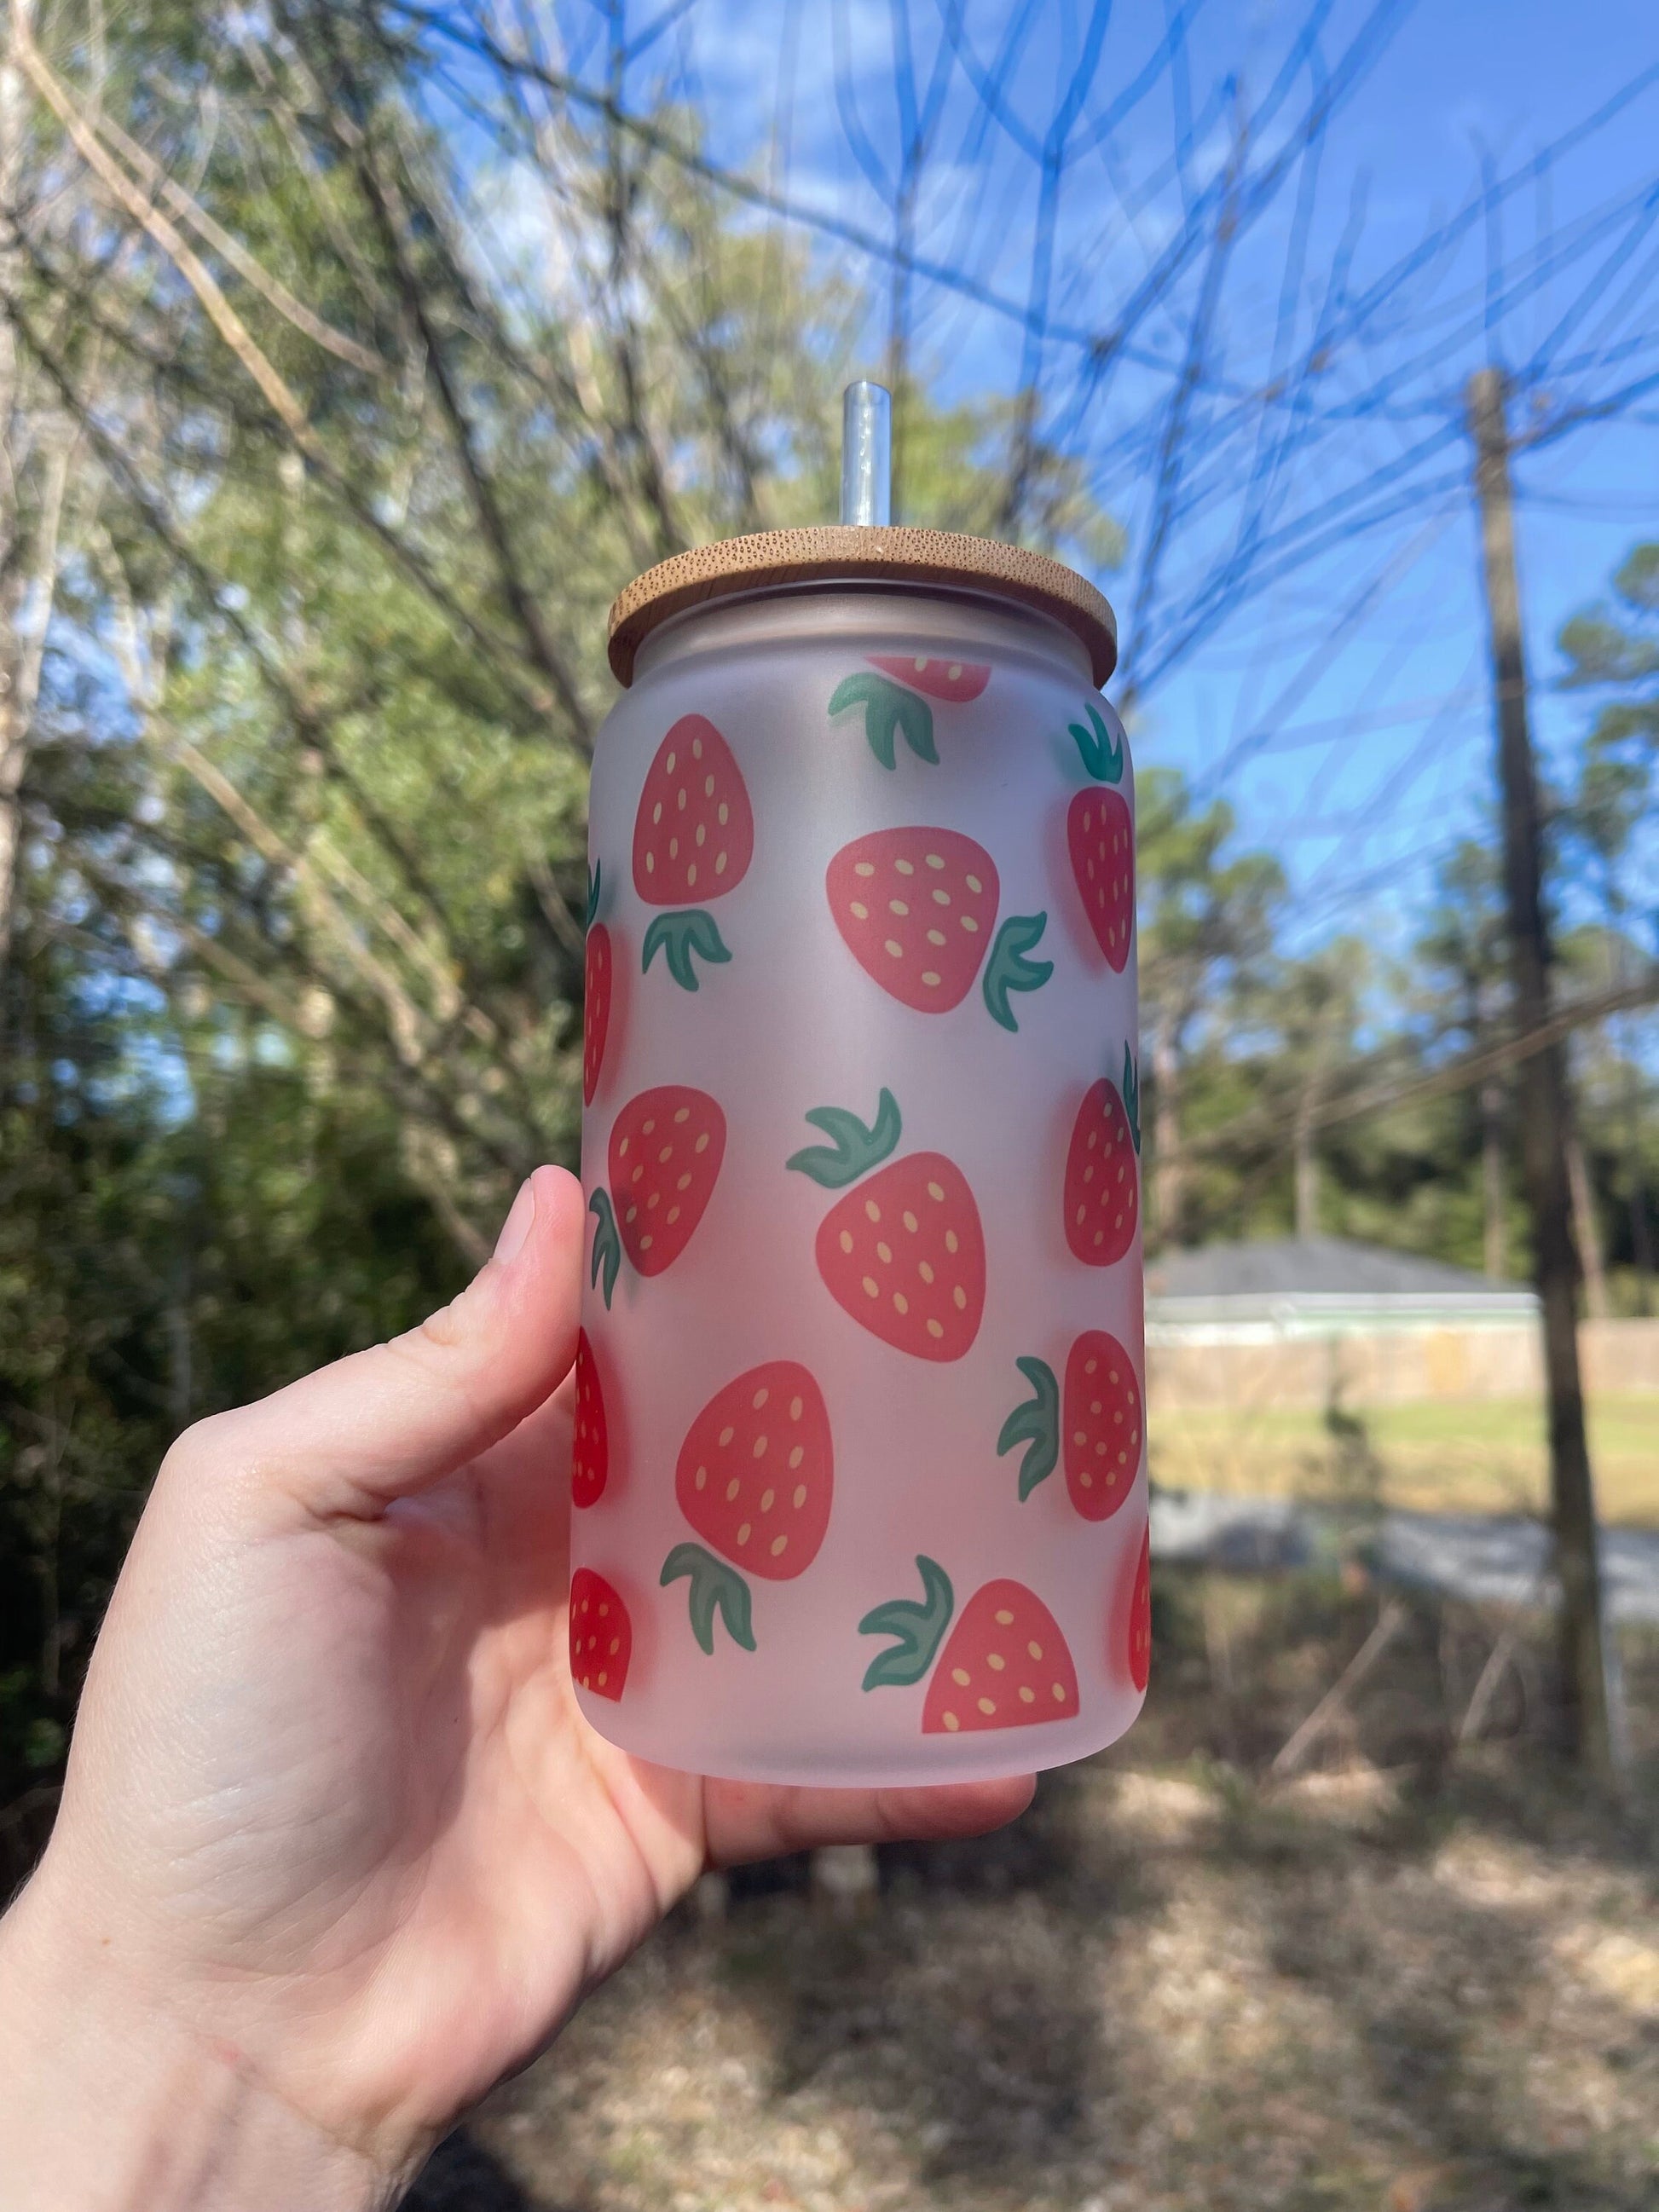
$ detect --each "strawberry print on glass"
[787,1090,986,1361]
[662,1361,834,1656]
[826,828,1052,1030]
[633,714,754,990]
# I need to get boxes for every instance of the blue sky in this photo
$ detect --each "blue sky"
[532,0,1659,951]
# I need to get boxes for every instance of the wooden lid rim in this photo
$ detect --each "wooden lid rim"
[606,525,1118,689]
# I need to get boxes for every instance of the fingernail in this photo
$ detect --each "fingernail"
[493,1176,537,1266]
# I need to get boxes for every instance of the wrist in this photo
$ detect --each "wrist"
[0,1870,413,2212]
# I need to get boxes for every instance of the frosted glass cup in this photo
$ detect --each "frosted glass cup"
[572,532,1146,1785]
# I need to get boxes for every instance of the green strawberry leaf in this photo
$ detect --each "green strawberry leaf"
[661,1543,756,1655]
[785,1088,903,1188]
[586,858,603,930]
[1067,701,1125,785]
[1122,1043,1142,1155]
[588,1187,621,1309]
[997,1356,1060,1500]
[981,911,1054,1032]
[829,672,938,770]
[858,1555,955,1690]
[642,908,732,991]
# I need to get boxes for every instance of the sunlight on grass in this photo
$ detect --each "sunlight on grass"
[1148,1395,1659,1526]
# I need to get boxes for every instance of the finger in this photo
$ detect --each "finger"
[191,1165,586,1518]
[702,1772,1036,1868]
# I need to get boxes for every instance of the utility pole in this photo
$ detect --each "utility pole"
[1465,367,1614,1777]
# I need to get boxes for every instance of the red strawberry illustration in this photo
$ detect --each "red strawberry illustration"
[633,714,753,989]
[569,1568,632,1701]
[571,1329,609,1508]
[860,1556,1080,1734]
[826,829,1052,1030]
[589,1085,725,1306]
[866,654,990,703]
[787,1090,985,1361]
[1065,700,1134,973]
[583,862,613,1106]
[1123,1519,1152,1694]
[662,1361,834,1655]
[997,1330,1143,1521]
[1064,1046,1140,1268]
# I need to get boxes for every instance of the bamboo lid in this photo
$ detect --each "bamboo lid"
[606,526,1118,689]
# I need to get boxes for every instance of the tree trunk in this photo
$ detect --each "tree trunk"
[1294,1089,1320,1240]
[1151,1019,1183,1249]
[1466,365,1614,1777]
[1626,1054,1653,1319]
[1565,1118,1610,1321]
[1481,1078,1507,1280]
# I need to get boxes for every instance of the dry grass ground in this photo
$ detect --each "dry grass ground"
[408,1575,1659,2212]
[1149,1396,1659,1526]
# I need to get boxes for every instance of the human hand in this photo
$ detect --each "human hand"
[0,1166,1032,2210]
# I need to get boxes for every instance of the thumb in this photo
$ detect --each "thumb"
[201,1164,587,1520]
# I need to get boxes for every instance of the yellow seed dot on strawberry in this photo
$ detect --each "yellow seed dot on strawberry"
[788,1445,804,1470]
[695,1133,710,1152]
[770,1535,788,1557]
[945,1229,959,1253]
[1094,1442,1106,1458]
[960,915,979,933]
[862,1276,879,1298]
[652,802,662,824]
[645,852,655,873]
[1084,1357,1097,1375]
[943,1712,960,1731]
[703,775,714,796]
[895,859,915,875]
[839,1230,853,1254]
[719,1425,734,1445]
[677,1173,691,1192]
[978,1697,996,1716]
[725,1479,739,1501]
[1051,1683,1066,1702]
[789,1396,803,1422]
[850,900,869,920]
[596,1671,607,1688]
[714,852,728,875]
[865,1198,882,1222]
[737,1522,751,1545]
[885,939,904,958]
[927,929,946,947]
[918,1261,934,1285]
[922,971,941,987]
[669,837,679,858]
[686,863,697,886]
[1019,1686,1035,1704]
[965,874,982,893]
[854,861,876,877]
[952,1285,967,1310]
[893,1292,908,1315]
[760,1488,775,1511]
[751,1387,768,1410]
[677,788,687,811]
[889,898,909,917]
[1025,1636,1041,1655]
[1079,1470,1093,1487]
[792,1483,806,1508]
[926,1319,944,1339]
[694,1464,708,1488]
[951,1667,970,1687]
[903,1210,919,1233]
[752,1435,767,1458]
[1072,1430,1087,1447]
[609,1637,620,1655]
[987,1653,1006,1672]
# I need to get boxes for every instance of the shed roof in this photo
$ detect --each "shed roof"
[1147,1236,1524,1303]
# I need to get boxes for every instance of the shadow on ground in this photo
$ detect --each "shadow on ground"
[432,1574,1659,2211]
